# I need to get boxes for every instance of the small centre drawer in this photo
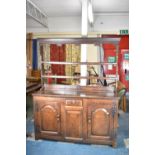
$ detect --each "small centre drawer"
[65,100,82,106]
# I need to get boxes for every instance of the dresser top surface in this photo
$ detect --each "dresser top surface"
[33,89,119,100]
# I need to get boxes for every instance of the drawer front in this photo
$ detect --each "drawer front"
[65,100,82,106]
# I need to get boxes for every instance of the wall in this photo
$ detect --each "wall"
[26,14,129,34]
[101,35,129,90]
[87,44,99,74]
[92,14,128,33]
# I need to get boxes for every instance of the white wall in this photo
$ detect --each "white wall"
[92,14,129,33]
[87,44,99,74]
[26,14,129,33]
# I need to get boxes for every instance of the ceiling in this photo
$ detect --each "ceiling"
[30,0,129,17]
[27,0,129,29]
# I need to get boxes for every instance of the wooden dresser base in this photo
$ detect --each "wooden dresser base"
[33,85,119,147]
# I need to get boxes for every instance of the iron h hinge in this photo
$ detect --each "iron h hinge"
[35,125,40,133]
[112,103,117,117]
[35,103,39,112]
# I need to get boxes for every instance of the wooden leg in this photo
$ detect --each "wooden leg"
[112,140,117,148]
[35,133,40,140]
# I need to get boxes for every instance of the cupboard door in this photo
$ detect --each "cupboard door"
[34,97,62,138]
[40,104,60,135]
[88,107,111,138]
[62,100,83,141]
[84,99,115,141]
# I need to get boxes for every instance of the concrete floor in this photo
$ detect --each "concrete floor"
[26,95,129,155]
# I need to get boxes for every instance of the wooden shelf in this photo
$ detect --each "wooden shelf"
[42,75,117,80]
[41,61,117,65]
[38,37,120,45]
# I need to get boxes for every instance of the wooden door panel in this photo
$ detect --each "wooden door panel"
[63,106,83,141]
[91,108,110,136]
[84,99,114,140]
[40,105,60,133]
[34,97,62,137]
[65,110,82,139]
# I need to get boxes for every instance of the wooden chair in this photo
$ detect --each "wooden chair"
[118,88,127,112]
[108,81,127,112]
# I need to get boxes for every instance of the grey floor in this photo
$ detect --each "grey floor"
[26,95,129,155]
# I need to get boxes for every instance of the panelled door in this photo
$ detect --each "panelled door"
[34,97,63,139]
[84,99,115,141]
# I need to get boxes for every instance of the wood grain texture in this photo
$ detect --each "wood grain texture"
[33,86,119,146]
[64,106,83,140]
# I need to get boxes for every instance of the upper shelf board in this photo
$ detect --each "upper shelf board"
[38,37,121,45]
